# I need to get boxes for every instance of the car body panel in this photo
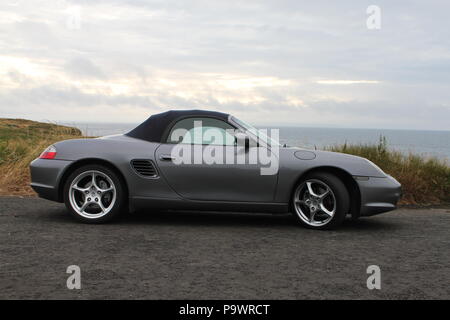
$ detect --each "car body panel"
[273,147,387,202]
[155,143,278,202]
[357,175,402,216]
[30,158,73,201]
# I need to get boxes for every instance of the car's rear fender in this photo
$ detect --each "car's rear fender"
[31,135,180,203]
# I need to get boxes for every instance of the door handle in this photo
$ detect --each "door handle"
[160,155,176,161]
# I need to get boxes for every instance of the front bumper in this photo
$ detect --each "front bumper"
[356,175,402,217]
[30,158,73,202]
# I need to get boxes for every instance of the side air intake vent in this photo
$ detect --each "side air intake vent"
[131,159,158,178]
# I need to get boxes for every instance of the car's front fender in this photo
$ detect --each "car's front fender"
[274,148,387,203]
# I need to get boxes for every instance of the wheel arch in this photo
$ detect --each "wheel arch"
[57,158,129,203]
[290,166,361,218]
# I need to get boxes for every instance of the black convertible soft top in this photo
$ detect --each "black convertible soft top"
[125,110,230,143]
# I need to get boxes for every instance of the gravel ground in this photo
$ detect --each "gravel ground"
[0,196,449,300]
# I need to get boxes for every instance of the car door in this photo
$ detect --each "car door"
[155,117,278,202]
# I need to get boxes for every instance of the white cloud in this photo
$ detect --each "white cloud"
[0,0,449,130]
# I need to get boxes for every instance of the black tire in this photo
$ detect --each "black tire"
[63,164,127,224]
[291,172,350,230]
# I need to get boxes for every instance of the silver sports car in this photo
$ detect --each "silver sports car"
[30,110,401,230]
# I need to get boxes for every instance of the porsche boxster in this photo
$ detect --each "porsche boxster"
[30,110,402,229]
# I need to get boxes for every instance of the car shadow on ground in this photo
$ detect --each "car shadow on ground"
[119,209,400,232]
[40,205,400,232]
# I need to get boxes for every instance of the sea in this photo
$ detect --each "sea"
[63,122,450,161]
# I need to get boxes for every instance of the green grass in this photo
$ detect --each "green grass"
[325,136,450,205]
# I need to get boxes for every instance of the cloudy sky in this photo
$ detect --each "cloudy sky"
[0,0,449,130]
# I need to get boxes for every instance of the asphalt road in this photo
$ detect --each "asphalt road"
[0,196,449,300]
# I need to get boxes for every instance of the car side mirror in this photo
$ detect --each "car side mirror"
[234,132,250,151]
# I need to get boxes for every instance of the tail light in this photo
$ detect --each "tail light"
[39,145,57,159]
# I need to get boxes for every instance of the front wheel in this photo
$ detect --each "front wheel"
[292,172,350,230]
[63,165,126,223]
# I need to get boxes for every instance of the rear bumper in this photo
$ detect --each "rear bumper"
[357,175,402,217]
[30,158,73,202]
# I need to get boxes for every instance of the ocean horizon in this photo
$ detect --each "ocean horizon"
[61,121,450,161]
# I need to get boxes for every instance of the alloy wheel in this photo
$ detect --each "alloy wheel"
[68,170,117,219]
[293,179,337,227]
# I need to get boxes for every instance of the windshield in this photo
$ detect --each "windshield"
[231,116,281,147]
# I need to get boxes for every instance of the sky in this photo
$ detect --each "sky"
[0,0,449,130]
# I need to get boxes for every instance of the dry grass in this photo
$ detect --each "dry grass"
[0,119,83,196]
[326,136,450,205]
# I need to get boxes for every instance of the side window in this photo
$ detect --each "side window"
[167,117,236,146]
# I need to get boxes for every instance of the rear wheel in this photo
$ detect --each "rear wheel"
[292,172,350,230]
[63,165,126,223]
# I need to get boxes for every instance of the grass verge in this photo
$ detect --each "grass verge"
[0,119,83,196]
[325,136,450,205]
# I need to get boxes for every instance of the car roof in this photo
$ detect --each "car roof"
[125,109,230,143]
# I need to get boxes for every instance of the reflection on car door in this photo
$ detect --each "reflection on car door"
[155,143,278,202]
